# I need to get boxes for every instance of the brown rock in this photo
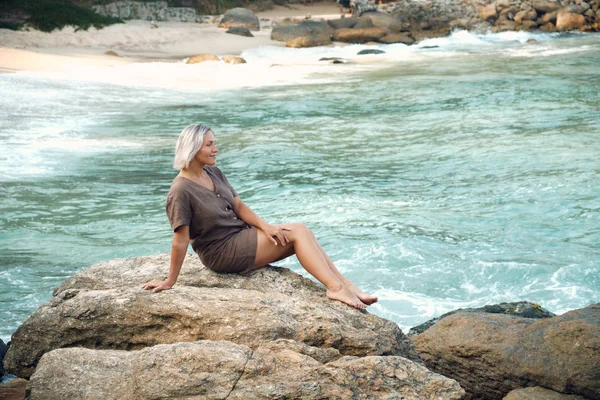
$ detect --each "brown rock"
[361,11,407,32]
[540,21,557,30]
[497,0,512,9]
[503,386,588,400]
[410,27,451,42]
[520,19,540,29]
[556,10,586,29]
[218,7,260,31]
[500,6,521,20]
[542,11,559,22]
[5,253,420,379]
[104,50,120,57]
[479,4,498,21]
[332,26,389,43]
[412,304,600,400]
[221,56,247,64]
[28,340,465,400]
[493,20,518,31]
[379,32,415,45]
[450,18,473,30]
[515,9,538,22]
[187,54,220,64]
[286,36,330,48]
[0,378,27,400]
[532,0,561,13]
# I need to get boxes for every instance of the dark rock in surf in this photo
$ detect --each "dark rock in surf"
[226,26,253,37]
[357,49,386,55]
[408,301,555,336]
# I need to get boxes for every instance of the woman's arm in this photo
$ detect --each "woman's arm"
[234,196,288,246]
[142,226,190,292]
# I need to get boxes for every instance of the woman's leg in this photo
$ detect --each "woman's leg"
[253,223,366,310]
[307,230,378,305]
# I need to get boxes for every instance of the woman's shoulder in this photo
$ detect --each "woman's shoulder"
[168,176,193,197]
[205,165,226,179]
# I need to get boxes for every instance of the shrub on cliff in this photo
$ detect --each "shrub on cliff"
[1,0,123,32]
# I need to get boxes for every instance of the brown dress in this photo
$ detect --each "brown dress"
[165,166,257,274]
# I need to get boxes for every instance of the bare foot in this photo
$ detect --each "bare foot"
[326,285,367,310]
[344,282,378,305]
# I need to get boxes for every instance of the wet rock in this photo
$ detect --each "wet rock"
[542,11,559,22]
[332,26,389,43]
[271,20,332,45]
[515,9,538,22]
[226,26,253,37]
[187,54,219,64]
[503,386,588,400]
[526,38,538,42]
[540,21,558,30]
[408,301,555,337]
[556,10,586,29]
[318,57,344,61]
[5,253,420,379]
[379,32,415,44]
[104,50,121,57]
[286,36,330,48]
[0,378,27,400]
[450,18,473,30]
[28,340,465,400]
[218,7,260,31]
[412,304,600,400]
[357,49,386,55]
[221,56,247,64]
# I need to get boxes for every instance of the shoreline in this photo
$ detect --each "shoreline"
[0,3,346,74]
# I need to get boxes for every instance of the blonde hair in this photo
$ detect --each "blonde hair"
[173,124,212,169]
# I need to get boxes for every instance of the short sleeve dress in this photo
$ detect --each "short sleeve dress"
[165,166,257,274]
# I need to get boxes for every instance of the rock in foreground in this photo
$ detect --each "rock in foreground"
[412,304,600,400]
[5,253,420,380]
[28,340,465,400]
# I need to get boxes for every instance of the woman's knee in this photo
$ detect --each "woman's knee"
[284,222,311,241]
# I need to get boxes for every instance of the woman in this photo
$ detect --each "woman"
[142,124,378,310]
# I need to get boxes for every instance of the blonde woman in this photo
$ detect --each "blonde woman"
[143,124,377,310]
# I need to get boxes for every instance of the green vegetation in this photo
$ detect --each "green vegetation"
[0,0,123,32]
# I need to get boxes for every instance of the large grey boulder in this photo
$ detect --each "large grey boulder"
[332,26,389,43]
[412,304,600,400]
[218,7,260,31]
[361,11,407,32]
[327,17,358,30]
[28,340,465,400]
[5,253,420,379]
[271,20,332,46]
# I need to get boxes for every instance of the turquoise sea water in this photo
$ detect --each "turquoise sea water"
[1,31,599,342]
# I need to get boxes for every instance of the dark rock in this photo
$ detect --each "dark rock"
[0,339,7,376]
[5,253,421,379]
[420,45,440,49]
[319,57,343,61]
[532,0,561,13]
[332,60,345,64]
[354,15,375,29]
[357,49,386,55]
[218,7,260,31]
[412,304,600,400]
[271,20,331,45]
[362,11,407,32]
[226,26,253,37]
[503,386,588,399]
[327,17,358,30]
[408,301,555,337]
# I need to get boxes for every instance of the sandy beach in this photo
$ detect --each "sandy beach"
[0,3,344,74]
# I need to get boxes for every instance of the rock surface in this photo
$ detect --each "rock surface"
[332,26,389,43]
[5,253,420,380]
[218,7,260,31]
[221,56,247,64]
[0,338,7,377]
[503,386,588,400]
[187,54,220,64]
[225,26,253,37]
[408,301,556,336]
[271,20,332,47]
[28,340,465,400]
[412,304,600,400]
[0,378,27,400]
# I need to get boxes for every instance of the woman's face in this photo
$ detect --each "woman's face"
[194,130,218,166]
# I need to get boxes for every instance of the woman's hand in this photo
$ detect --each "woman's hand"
[261,224,289,246]
[142,280,173,293]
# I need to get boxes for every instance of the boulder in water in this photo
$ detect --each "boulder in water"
[556,11,586,30]
[187,54,220,64]
[412,304,600,399]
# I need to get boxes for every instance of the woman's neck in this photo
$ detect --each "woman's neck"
[181,160,206,179]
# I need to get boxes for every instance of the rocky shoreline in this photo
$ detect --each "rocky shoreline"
[1,253,598,399]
